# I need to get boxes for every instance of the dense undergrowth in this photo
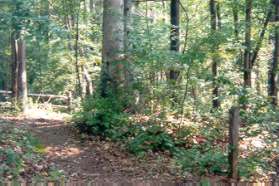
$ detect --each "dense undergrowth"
[0,119,61,181]
[75,94,279,181]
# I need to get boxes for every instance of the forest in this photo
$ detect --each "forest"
[0,0,278,184]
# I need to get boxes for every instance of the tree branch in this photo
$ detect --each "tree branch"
[251,6,272,67]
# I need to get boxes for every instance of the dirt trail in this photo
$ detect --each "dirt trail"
[0,113,181,182]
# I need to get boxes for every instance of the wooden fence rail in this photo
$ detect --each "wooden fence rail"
[0,90,68,100]
[0,90,72,111]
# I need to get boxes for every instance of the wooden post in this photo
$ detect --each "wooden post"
[17,39,28,112]
[228,106,240,180]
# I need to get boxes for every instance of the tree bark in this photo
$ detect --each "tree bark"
[17,39,28,112]
[124,0,134,89]
[232,0,239,40]
[169,0,180,81]
[268,0,279,106]
[244,0,252,88]
[124,0,133,53]
[75,4,82,97]
[11,33,19,99]
[101,0,126,97]
[210,0,220,108]
[250,9,271,68]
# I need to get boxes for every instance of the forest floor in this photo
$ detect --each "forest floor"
[0,110,185,182]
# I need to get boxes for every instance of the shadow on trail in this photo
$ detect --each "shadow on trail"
[26,118,133,181]
[2,116,178,182]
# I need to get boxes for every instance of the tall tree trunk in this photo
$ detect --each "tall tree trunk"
[169,0,180,81]
[124,0,134,88]
[124,0,133,53]
[10,0,28,112]
[75,5,82,97]
[244,0,252,88]
[210,0,220,108]
[17,39,28,112]
[268,0,279,106]
[11,1,20,100]
[232,0,239,40]
[101,0,126,97]
[11,33,19,100]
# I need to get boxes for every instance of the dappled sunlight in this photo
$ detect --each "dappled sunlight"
[1,0,279,182]
[24,108,70,121]
[45,146,83,158]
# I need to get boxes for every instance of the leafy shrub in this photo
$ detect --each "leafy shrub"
[75,92,278,180]
[0,122,54,180]
[0,148,22,177]
[75,95,131,139]
[76,96,176,156]
[127,125,175,156]
[238,157,262,179]
[175,147,228,176]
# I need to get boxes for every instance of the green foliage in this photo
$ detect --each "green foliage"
[0,148,22,177]
[175,147,228,176]
[75,95,130,139]
[128,125,175,156]
[75,95,176,156]
[239,156,264,179]
[0,121,56,180]
[0,0,278,181]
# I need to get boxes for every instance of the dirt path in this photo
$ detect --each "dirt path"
[0,113,182,182]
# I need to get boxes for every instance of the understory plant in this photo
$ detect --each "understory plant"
[0,121,60,180]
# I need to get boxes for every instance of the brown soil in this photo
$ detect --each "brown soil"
[0,114,184,183]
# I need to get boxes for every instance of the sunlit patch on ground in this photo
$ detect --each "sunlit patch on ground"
[24,108,70,121]
[45,146,83,158]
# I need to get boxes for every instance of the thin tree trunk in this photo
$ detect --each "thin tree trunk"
[232,0,239,40]
[217,3,221,29]
[124,0,133,53]
[251,8,272,67]
[124,0,134,88]
[11,33,19,99]
[169,0,180,81]
[244,0,252,88]
[75,5,82,97]
[268,0,279,106]
[210,0,220,108]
